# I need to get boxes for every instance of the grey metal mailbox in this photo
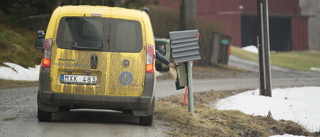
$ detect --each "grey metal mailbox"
[169,30,200,117]
[169,30,201,63]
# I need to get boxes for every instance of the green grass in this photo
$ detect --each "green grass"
[270,51,320,71]
[231,46,320,72]
[0,23,42,68]
[231,46,259,62]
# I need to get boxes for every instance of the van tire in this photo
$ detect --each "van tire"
[37,108,52,122]
[139,114,153,126]
[139,97,154,126]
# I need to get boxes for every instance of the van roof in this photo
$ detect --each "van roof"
[55,5,146,19]
[46,5,152,39]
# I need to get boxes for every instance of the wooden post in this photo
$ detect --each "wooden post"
[257,0,272,97]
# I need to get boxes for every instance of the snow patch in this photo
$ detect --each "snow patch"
[0,62,40,81]
[310,67,320,72]
[242,45,258,54]
[156,71,163,77]
[215,87,320,132]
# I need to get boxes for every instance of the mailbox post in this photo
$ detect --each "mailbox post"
[187,61,194,116]
[169,30,201,116]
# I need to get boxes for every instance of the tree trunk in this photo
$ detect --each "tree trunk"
[56,0,64,8]
[179,0,197,30]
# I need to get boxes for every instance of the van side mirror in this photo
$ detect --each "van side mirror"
[156,44,166,56]
[37,30,45,38]
[35,30,45,50]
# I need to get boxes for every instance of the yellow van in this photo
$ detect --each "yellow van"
[35,5,156,125]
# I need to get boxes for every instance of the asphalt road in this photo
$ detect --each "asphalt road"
[0,86,167,137]
[1,76,320,137]
[1,56,320,137]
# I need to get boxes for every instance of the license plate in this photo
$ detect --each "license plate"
[61,74,98,85]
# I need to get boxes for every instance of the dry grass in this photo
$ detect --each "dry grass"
[0,23,42,68]
[155,90,316,137]
[0,79,38,89]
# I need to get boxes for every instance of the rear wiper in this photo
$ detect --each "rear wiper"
[72,42,102,51]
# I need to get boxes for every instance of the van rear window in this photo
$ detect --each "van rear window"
[56,17,142,52]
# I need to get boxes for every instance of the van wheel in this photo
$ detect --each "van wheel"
[139,97,155,126]
[37,108,52,122]
[139,114,153,126]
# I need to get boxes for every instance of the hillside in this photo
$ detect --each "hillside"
[0,23,41,68]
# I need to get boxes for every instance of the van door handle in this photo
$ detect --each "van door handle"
[91,54,98,69]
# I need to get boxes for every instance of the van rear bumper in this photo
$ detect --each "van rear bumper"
[39,90,153,111]
[37,68,155,115]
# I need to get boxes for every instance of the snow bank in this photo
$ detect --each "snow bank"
[0,62,40,81]
[215,87,320,132]
[310,67,320,72]
[242,45,258,54]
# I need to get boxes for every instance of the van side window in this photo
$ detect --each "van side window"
[56,17,142,52]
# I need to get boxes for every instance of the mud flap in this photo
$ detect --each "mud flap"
[37,91,59,113]
[132,96,155,117]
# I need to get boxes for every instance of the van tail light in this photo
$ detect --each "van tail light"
[41,39,52,68]
[146,44,155,74]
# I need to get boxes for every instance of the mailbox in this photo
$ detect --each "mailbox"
[169,30,201,63]
[169,30,201,90]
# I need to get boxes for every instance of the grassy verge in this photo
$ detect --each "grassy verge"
[0,23,42,68]
[155,90,316,137]
[231,46,259,62]
[0,79,38,89]
[231,46,320,72]
[270,51,320,71]
[0,22,41,88]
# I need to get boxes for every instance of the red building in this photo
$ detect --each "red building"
[145,0,309,51]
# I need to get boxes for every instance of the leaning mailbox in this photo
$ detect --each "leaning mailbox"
[170,30,201,63]
[169,30,201,116]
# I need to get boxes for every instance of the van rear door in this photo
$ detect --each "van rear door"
[50,15,146,97]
